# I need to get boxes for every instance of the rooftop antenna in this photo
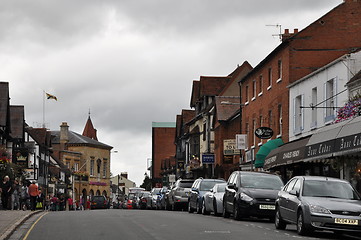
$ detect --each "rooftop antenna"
[266,24,282,41]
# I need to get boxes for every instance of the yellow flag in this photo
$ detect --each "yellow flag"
[46,93,57,101]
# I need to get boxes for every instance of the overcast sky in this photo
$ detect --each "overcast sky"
[1,0,342,186]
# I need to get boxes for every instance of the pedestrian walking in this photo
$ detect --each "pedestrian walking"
[28,181,39,211]
[50,194,58,211]
[67,197,73,211]
[11,178,20,210]
[0,176,12,210]
[20,181,29,211]
[59,194,65,211]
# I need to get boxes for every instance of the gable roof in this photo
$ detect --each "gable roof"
[82,116,98,140]
[215,96,241,121]
[199,76,232,97]
[0,82,10,128]
[51,130,112,149]
[9,105,24,139]
[26,127,50,148]
[190,80,200,108]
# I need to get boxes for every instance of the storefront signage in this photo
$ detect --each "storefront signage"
[223,155,233,164]
[89,181,107,186]
[255,127,274,139]
[335,133,361,153]
[236,134,247,149]
[305,140,335,158]
[223,139,240,155]
[202,154,215,164]
[13,148,29,168]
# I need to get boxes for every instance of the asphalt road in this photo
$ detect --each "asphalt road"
[12,209,361,240]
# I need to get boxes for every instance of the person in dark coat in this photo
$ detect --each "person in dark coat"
[0,176,12,210]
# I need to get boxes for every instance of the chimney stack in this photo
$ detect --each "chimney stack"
[60,122,69,150]
[281,28,298,42]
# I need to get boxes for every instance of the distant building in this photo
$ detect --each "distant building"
[152,122,176,187]
[51,117,113,201]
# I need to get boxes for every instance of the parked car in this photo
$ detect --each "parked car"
[139,192,151,209]
[156,187,169,210]
[168,179,195,210]
[275,176,361,236]
[188,178,226,214]
[203,183,227,216]
[223,171,284,221]
[125,193,138,209]
[149,188,162,209]
[90,195,109,210]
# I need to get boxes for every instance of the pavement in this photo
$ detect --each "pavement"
[0,210,41,240]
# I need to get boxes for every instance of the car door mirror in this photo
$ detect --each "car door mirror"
[228,184,237,190]
[192,188,199,193]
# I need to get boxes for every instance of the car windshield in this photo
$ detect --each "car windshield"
[151,188,161,194]
[200,181,224,191]
[216,184,226,192]
[240,174,284,190]
[128,193,136,200]
[179,181,193,188]
[302,180,360,200]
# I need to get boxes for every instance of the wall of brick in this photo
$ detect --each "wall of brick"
[152,127,176,180]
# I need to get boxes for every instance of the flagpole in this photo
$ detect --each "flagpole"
[43,90,45,128]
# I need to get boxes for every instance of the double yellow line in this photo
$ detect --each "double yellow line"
[23,212,48,240]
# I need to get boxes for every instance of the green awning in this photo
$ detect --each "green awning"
[255,138,284,168]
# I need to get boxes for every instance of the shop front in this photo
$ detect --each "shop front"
[264,116,361,192]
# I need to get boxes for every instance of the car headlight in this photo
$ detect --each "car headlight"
[309,204,331,214]
[240,193,253,202]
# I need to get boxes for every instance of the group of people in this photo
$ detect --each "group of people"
[0,176,44,211]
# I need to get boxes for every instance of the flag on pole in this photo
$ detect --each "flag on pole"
[46,93,57,101]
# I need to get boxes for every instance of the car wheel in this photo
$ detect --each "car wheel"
[188,201,194,213]
[233,201,241,220]
[297,210,311,236]
[275,207,287,230]
[202,200,210,215]
[222,203,230,218]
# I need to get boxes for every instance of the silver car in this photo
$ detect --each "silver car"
[168,179,194,210]
[202,183,226,216]
[275,176,361,235]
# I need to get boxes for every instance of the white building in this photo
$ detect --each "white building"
[289,50,361,141]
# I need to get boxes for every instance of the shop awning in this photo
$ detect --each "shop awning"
[333,116,361,156]
[263,136,311,170]
[255,138,284,168]
[303,118,352,162]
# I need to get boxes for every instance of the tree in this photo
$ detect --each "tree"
[140,173,152,191]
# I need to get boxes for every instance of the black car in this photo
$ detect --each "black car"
[139,192,151,209]
[90,195,109,209]
[188,178,226,214]
[223,171,284,220]
[275,176,361,236]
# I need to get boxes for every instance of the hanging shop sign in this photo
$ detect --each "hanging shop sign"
[13,148,29,168]
[255,127,274,139]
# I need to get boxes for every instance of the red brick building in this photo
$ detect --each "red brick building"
[239,0,361,168]
[151,122,176,186]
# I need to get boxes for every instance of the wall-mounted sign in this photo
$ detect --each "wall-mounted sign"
[223,139,240,155]
[255,127,274,139]
[201,154,215,164]
[236,134,248,149]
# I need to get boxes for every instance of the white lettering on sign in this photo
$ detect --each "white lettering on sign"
[282,150,300,159]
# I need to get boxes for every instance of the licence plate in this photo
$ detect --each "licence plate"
[335,218,358,225]
[259,205,275,210]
